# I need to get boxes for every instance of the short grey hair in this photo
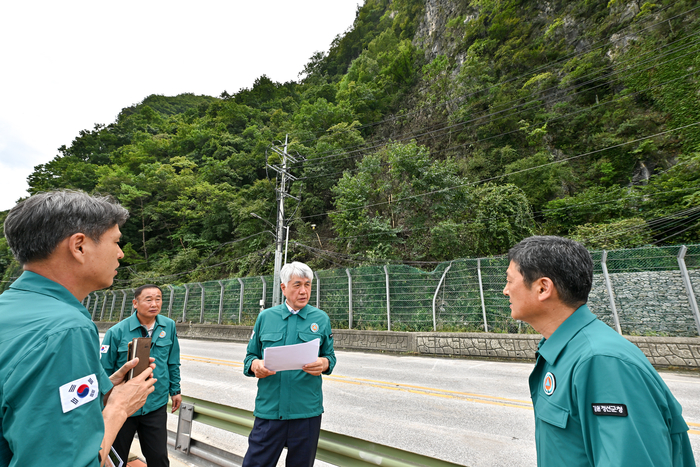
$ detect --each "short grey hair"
[4,190,129,265]
[279,261,313,285]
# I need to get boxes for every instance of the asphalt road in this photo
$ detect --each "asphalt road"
[152,338,700,467]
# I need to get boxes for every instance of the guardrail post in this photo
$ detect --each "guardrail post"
[108,291,117,321]
[677,246,700,336]
[260,276,267,310]
[237,278,244,324]
[99,291,108,320]
[314,272,320,308]
[175,402,194,454]
[384,265,391,331]
[182,284,190,323]
[85,293,92,313]
[218,281,225,325]
[432,263,452,331]
[477,259,489,332]
[167,285,175,318]
[197,283,205,324]
[346,269,353,329]
[601,250,622,335]
[119,290,128,321]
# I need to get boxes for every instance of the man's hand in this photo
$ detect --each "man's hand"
[101,366,157,466]
[107,366,157,417]
[109,357,156,386]
[171,394,182,413]
[250,359,276,379]
[302,357,329,376]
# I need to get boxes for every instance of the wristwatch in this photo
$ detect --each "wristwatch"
[171,390,181,396]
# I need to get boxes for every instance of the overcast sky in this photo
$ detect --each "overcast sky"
[0,0,360,211]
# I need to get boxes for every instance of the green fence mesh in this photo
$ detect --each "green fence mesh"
[89,244,700,337]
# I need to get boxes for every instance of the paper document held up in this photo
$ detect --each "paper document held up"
[264,339,320,371]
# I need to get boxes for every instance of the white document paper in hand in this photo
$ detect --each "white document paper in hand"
[264,338,320,371]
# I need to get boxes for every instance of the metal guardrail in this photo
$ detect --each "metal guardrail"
[172,395,468,467]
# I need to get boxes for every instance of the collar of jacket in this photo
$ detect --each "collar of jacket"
[537,304,596,365]
[10,270,90,320]
[127,309,166,332]
[277,302,312,320]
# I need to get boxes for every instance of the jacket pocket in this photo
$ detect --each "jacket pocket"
[535,397,570,429]
[297,332,321,343]
[117,343,130,360]
[260,332,284,349]
[152,338,172,359]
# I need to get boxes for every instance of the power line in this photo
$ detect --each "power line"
[113,247,270,284]
[297,121,700,221]
[307,185,698,243]
[292,1,697,150]
[109,189,699,284]
[571,205,700,246]
[292,36,700,171]
[296,204,700,267]
[296,67,700,183]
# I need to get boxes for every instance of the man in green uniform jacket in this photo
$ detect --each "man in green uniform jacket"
[0,190,156,467]
[503,235,696,467]
[242,261,336,467]
[101,284,181,466]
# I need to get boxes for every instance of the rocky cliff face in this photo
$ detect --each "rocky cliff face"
[412,0,644,64]
[413,0,463,61]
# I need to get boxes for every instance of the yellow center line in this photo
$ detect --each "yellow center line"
[328,377,533,410]
[182,355,243,367]
[326,373,531,405]
[181,354,532,409]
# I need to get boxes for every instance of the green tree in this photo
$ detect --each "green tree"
[505,152,572,210]
[331,142,535,260]
[571,218,652,249]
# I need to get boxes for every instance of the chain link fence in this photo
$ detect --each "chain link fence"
[89,244,700,337]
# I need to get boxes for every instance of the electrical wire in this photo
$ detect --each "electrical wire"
[290,36,700,170]
[570,205,700,246]
[292,1,697,149]
[113,247,270,284]
[284,54,698,181]
[305,185,699,243]
[296,67,700,183]
[296,121,700,221]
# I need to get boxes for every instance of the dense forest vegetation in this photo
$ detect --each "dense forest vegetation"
[1,0,699,288]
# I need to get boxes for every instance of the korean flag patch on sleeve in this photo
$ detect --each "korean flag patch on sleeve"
[59,374,99,413]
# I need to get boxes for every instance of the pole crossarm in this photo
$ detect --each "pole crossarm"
[280,191,301,202]
[266,164,299,181]
[171,395,468,467]
[268,145,301,163]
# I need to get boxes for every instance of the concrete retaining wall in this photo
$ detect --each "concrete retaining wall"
[96,322,700,369]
